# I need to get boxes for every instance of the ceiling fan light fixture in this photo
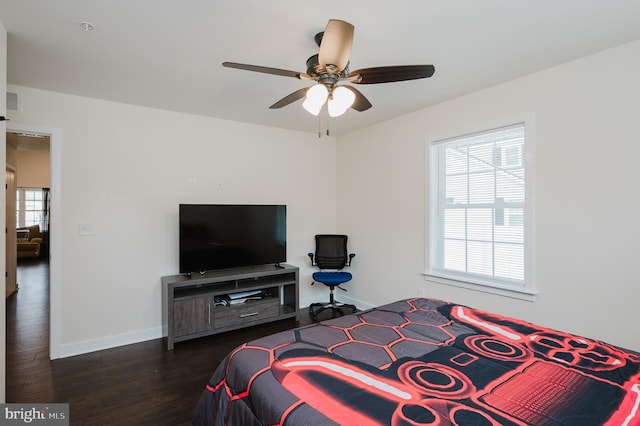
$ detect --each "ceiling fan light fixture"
[302,84,328,116]
[327,86,355,117]
[223,20,435,122]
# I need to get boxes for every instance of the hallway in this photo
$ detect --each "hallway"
[6,258,52,402]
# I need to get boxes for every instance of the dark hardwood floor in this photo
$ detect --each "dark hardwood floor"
[6,259,314,425]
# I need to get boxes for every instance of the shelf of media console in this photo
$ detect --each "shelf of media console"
[162,263,299,350]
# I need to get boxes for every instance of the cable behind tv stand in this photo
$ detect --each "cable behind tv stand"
[162,264,299,350]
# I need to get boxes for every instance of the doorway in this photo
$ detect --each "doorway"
[5,122,61,360]
[6,131,50,287]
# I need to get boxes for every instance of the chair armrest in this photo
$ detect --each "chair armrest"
[31,237,43,243]
[348,253,356,266]
[308,252,315,266]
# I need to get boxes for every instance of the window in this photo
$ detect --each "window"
[427,123,535,299]
[17,188,48,229]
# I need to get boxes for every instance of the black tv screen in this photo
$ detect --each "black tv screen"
[179,204,286,274]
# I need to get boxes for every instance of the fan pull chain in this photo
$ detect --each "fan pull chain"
[316,112,331,138]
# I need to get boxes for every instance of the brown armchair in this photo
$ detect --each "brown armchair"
[17,225,43,258]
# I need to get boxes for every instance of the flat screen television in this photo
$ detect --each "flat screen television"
[179,204,286,274]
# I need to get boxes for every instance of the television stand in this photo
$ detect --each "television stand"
[162,264,299,350]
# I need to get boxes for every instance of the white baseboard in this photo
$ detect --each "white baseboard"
[54,326,164,359]
[54,296,376,359]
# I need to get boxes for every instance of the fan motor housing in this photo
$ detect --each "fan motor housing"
[306,54,323,76]
[306,54,347,83]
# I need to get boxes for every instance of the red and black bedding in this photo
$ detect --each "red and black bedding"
[193,298,640,425]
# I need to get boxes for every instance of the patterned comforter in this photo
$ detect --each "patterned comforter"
[193,298,640,425]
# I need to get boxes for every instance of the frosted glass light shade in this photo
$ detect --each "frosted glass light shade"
[302,84,328,116]
[302,98,322,115]
[327,86,355,117]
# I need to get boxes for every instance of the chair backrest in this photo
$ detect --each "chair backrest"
[314,234,348,270]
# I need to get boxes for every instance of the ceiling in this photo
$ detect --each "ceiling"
[2,1,640,136]
[7,131,50,152]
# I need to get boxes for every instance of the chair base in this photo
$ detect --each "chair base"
[309,300,357,322]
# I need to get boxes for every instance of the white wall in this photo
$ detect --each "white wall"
[17,150,51,188]
[7,86,337,357]
[337,40,640,352]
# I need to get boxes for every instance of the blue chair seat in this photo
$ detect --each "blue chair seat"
[312,271,352,286]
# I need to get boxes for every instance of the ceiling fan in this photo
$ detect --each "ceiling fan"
[222,19,435,118]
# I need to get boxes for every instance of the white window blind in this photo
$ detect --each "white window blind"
[17,188,47,229]
[429,124,528,291]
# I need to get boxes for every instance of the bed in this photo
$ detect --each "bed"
[193,298,640,425]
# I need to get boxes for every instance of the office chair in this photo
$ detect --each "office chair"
[308,234,357,321]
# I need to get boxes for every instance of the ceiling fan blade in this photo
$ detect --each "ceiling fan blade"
[269,87,309,109]
[344,86,372,112]
[349,65,435,84]
[222,62,303,79]
[318,20,354,74]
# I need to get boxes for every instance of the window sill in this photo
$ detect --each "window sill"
[422,272,537,302]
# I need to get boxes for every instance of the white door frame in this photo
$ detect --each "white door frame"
[6,166,17,295]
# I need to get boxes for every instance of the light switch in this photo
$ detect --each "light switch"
[78,224,96,236]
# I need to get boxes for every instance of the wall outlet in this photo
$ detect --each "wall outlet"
[417,287,426,297]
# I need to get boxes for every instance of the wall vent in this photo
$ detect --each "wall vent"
[6,91,21,112]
